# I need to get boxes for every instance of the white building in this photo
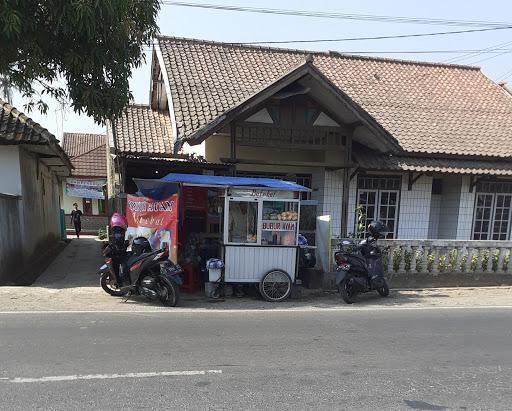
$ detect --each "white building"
[0,98,71,284]
[61,133,108,234]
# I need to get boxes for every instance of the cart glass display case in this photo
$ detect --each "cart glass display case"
[261,200,298,246]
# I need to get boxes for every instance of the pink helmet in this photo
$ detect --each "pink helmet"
[110,213,128,230]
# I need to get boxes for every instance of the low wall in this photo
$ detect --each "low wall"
[328,239,512,288]
[65,214,108,233]
[0,194,23,284]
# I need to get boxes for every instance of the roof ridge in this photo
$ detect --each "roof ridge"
[127,103,151,109]
[157,35,481,71]
[63,132,105,137]
[70,144,106,160]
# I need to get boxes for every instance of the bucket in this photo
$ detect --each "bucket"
[208,268,222,282]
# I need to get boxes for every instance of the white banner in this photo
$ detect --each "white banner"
[65,178,106,199]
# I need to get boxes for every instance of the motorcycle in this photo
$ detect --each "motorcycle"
[99,235,183,307]
[334,221,390,304]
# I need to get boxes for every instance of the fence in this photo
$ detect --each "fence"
[332,239,512,276]
[65,214,108,233]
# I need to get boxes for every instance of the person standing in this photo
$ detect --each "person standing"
[70,203,83,238]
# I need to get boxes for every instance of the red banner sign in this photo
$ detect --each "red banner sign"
[126,194,179,262]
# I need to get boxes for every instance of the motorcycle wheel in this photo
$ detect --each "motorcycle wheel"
[377,280,390,297]
[340,277,357,304]
[100,272,126,297]
[160,280,180,307]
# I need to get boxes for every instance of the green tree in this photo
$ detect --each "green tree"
[0,0,160,122]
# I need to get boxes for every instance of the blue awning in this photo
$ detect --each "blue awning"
[133,173,310,199]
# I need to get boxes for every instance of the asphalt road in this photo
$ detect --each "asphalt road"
[1,308,511,410]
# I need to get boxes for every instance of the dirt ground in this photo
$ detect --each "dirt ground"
[0,286,511,313]
[0,236,511,312]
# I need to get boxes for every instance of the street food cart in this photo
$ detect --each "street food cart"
[134,173,310,302]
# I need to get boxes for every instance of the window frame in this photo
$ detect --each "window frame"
[472,192,512,240]
[356,175,402,239]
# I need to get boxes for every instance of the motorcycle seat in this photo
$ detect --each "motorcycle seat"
[125,250,159,266]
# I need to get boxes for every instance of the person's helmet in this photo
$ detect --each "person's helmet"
[132,236,152,256]
[368,221,389,239]
[110,213,128,230]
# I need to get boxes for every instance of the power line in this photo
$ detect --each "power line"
[145,46,512,55]
[161,2,512,28]
[443,39,512,64]
[498,67,512,81]
[227,26,512,45]
[468,49,512,65]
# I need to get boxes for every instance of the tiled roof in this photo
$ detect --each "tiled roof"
[62,132,104,157]
[353,149,512,176]
[158,36,512,158]
[62,133,107,177]
[113,104,173,156]
[1,98,57,144]
[1,98,72,170]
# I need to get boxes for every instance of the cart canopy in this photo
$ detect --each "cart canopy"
[134,173,310,199]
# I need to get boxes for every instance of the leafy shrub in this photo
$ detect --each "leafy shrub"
[97,228,107,240]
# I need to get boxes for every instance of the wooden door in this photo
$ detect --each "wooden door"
[83,198,93,215]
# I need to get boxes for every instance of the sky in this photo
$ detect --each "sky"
[11,0,512,140]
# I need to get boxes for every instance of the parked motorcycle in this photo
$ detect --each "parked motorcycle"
[98,213,182,307]
[99,238,183,307]
[334,221,390,304]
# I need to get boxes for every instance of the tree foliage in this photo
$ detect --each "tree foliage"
[0,0,160,122]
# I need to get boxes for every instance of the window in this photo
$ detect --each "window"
[227,200,258,244]
[472,193,512,240]
[357,176,401,238]
[261,201,298,245]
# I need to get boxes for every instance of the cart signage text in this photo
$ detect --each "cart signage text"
[231,189,294,199]
[262,220,297,231]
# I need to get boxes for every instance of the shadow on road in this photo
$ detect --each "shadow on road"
[31,236,103,289]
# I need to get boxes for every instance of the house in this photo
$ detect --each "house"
[0,98,72,284]
[108,37,512,241]
[61,132,108,234]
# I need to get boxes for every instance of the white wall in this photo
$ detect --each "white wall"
[456,175,475,239]
[428,194,441,239]
[347,176,358,236]
[61,187,102,215]
[397,174,433,239]
[438,175,462,239]
[0,146,22,196]
[324,170,344,237]
[310,169,344,238]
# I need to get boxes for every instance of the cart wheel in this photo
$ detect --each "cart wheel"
[259,270,292,302]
